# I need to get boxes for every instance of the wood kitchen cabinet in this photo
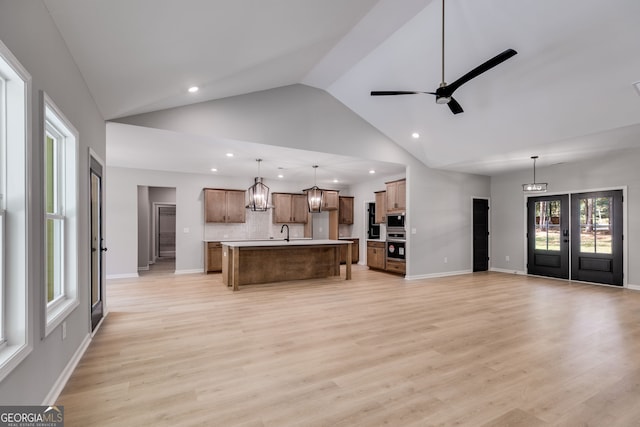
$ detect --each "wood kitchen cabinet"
[386,179,406,213]
[339,238,359,264]
[204,188,246,223]
[272,193,308,223]
[338,196,354,225]
[386,259,406,275]
[322,190,339,211]
[204,242,222,273]
[374,191,386,224]
[367,240,385,270]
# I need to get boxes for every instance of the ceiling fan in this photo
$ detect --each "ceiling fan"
[370,0,517,114]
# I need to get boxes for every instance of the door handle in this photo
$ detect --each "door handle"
[100,246,108,252]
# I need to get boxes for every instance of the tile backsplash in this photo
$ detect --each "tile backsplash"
[204,209,305,241]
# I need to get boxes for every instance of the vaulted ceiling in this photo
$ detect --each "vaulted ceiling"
[44,0,640,178]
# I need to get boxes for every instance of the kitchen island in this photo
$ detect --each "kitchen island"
[222,239,352,291]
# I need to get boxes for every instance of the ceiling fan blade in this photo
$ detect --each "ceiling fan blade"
[370,91,435,96]
[447,97,464,114]
[442,48,517,96]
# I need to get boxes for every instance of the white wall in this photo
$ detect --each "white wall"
[112,84,491,277]
[0,1,105,404]
[490,147,640,286]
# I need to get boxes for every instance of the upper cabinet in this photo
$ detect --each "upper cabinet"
[273,193,308,224]
[204,188,246,223]
[338,196,354,225]
[386,179,406,213]
[374,191,386,224]
[322,190,339,211]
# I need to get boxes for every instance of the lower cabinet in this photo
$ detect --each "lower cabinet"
[339,238,359,264]
[385,259,406,275]
[205,242,222,273]
[367,241,385,270]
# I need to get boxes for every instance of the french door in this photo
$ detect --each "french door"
[571,190,623,285]
[527,195,569,279]
[527,190,623,286]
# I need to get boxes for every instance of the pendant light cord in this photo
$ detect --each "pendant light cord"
[441,0,445,84]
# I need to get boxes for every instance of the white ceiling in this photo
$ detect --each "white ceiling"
[44,0,640,179]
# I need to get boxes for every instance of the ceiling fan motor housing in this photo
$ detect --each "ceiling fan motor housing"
[435,85,451,104]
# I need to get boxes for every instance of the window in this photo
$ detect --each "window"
[0,39,31,382]
[42,93,79,337]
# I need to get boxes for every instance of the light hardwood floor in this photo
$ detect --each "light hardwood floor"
[57,267,640,426]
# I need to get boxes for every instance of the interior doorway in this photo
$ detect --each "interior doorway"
[137,186,176,275]
[156,204,176,258]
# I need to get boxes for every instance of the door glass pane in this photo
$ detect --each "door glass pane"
[535,200,561,251]
[579,197,612,254]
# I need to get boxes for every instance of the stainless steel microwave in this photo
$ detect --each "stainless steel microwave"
[386,214,405,229]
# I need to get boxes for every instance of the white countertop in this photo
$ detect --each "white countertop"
[221,239,352,248]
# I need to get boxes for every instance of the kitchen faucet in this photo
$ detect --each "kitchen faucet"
[280,224,290,242]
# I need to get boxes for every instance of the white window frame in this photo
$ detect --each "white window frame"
[0,39,32,383]
[42,92,79,338]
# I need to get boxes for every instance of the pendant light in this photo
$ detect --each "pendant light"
[522,156,548,192]
[248,159,270,211]
[304,165,323,213]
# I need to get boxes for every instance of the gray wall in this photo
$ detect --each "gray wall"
[490,148,640,286]
[106,167,326,277]
[113,84,491,277]
[0,1,105,404]
[137,186,150,269]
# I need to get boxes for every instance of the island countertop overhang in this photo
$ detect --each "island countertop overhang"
[221,239,353,248]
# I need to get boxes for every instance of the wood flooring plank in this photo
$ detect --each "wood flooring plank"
[56,268,640,426]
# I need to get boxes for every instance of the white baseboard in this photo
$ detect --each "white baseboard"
[42,333,91,405]
[626,284,640,291]
[405,269,473,280]
[106,273,139,280]
[137,265,149,271]
[490,267,527,275]
[174,269,205,275]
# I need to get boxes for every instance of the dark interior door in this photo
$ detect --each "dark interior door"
[571,190,623,286]
[90,156,105,331]
[527,195,569,279]
[473,198,489,271]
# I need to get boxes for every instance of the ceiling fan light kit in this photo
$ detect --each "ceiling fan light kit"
[371,0,517,115]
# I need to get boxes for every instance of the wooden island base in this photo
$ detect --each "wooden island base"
[222,240,352,291]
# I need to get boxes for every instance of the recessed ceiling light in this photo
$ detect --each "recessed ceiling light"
[634,81,640,96]
[412,132,420,139]
[278,174,284,178]
[188,86,199,93]
[369,169,376,174]
[210,168,217,172]
[333,179,339,183]
[226,153,234,157]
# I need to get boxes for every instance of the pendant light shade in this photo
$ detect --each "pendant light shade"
[522,156,548,193]
[248,159,270,211]
[304,165,323,213]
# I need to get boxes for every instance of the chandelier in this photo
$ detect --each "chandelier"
[248,159,270,211]
[304,165,323,213]
[522,156,548,192]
